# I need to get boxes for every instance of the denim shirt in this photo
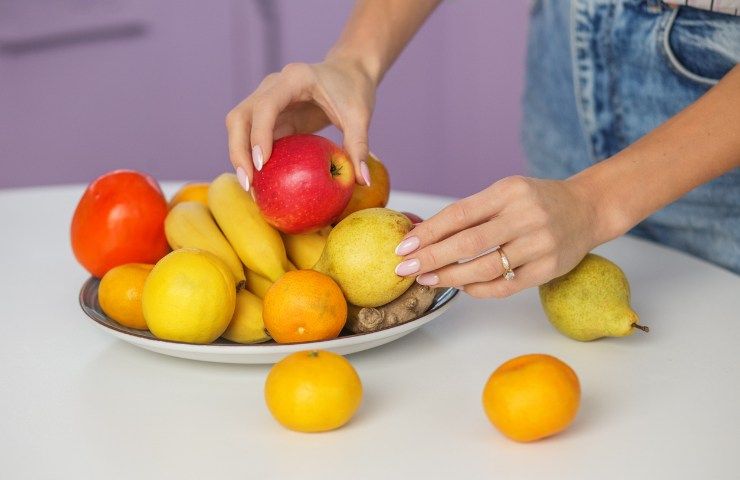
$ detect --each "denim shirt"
[523,0,740,273]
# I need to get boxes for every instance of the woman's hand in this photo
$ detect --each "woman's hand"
[225,57,378,190]
[393,176,604,298]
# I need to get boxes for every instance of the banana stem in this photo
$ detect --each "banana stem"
[632,323,649,333]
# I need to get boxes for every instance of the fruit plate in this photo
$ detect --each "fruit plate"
[79,278,459,364]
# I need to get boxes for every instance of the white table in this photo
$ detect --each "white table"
[1,184,739,480]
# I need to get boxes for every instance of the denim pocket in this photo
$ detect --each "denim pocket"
[661,7,740,86]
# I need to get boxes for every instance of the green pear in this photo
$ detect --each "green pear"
[313,208,414,307]
[538,253,648,341]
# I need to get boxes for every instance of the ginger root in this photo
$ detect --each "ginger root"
[345,284,439,334]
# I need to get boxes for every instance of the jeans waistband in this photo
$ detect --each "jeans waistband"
[578,0,675,12]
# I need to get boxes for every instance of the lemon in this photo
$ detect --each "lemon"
[98,263,154,330]
[142,248,236,344]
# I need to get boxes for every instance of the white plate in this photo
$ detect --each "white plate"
[79,278,459,364]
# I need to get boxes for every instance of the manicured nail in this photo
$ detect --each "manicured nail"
[360,160,371,186]
[416,273,439,286]
[252,145,264,171]
[395,236,420,255]
[395,258,420,276]
[236,166,250,191]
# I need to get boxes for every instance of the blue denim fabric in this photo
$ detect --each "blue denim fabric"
[522,0,740,273]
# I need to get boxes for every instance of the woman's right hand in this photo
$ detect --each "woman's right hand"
[225,57,378,190]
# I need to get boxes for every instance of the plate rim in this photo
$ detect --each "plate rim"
[79,278,459,354]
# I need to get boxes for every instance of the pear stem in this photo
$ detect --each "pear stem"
[632,323,649,333]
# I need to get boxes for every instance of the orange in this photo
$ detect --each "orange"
[482,354,580,442]
[98,263,154,330]
[337,153,390,221]
[265,350,362,432]
[168,182,209,209]
[263,270,347,343]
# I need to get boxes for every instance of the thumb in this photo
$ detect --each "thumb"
[342,122,371,186]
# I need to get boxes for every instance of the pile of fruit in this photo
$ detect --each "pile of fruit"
[71,133,649,441]
[71,134,434,346]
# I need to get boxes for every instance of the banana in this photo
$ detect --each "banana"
[282,231,327,269]
[208,173,290,282]
[164,201,246,288]
[222,289,271,344]
[245,269,273,299]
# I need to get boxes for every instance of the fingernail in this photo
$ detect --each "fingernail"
[252,145,264,171]
[416,273,439,286]
[360,160,371,186]
[236,166,250,191]
[395,258,420,276]
[395,236,420,256]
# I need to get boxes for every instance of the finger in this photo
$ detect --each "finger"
[462,258,551,299]
[398,219,510,276]
[250,86,297,172]
[225,109,253,191]
[341,118,371,185]
[415,236,541,288]
[400,190,505,254]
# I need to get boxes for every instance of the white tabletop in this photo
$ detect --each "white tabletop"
[1,183,739,480]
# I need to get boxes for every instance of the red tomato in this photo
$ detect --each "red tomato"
[71,170,170,277]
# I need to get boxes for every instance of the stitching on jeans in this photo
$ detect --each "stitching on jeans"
[570,0,598,164]
[605,1,627,158]
[660,8,720,86]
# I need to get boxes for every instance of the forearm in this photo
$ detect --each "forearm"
[326,0,442,85]
[572,65,740,243]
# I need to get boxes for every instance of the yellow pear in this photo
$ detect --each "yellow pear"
[314,208,413,307]
[539,253,648,341]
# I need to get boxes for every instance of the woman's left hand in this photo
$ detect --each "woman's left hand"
[394,175,605,298]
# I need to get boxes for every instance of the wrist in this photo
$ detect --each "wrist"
[565,166,634,246]
[325,46,383,87]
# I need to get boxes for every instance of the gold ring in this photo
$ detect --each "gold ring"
[498,247,515,281]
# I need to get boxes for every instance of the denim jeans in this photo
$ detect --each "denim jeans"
[522,0,740,273]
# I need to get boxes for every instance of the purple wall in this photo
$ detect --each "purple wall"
[0,0,529,198]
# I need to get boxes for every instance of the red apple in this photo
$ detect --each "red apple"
[252,134,355,234]
[402,211,424,225]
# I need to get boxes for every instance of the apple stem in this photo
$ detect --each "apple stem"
[632,323,649,333]
[330,163,342,177]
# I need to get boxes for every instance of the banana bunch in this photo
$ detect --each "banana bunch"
[281,231,328,270]
[164,201,246,288]
[209,173,291,282]
[163,173,331,343]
